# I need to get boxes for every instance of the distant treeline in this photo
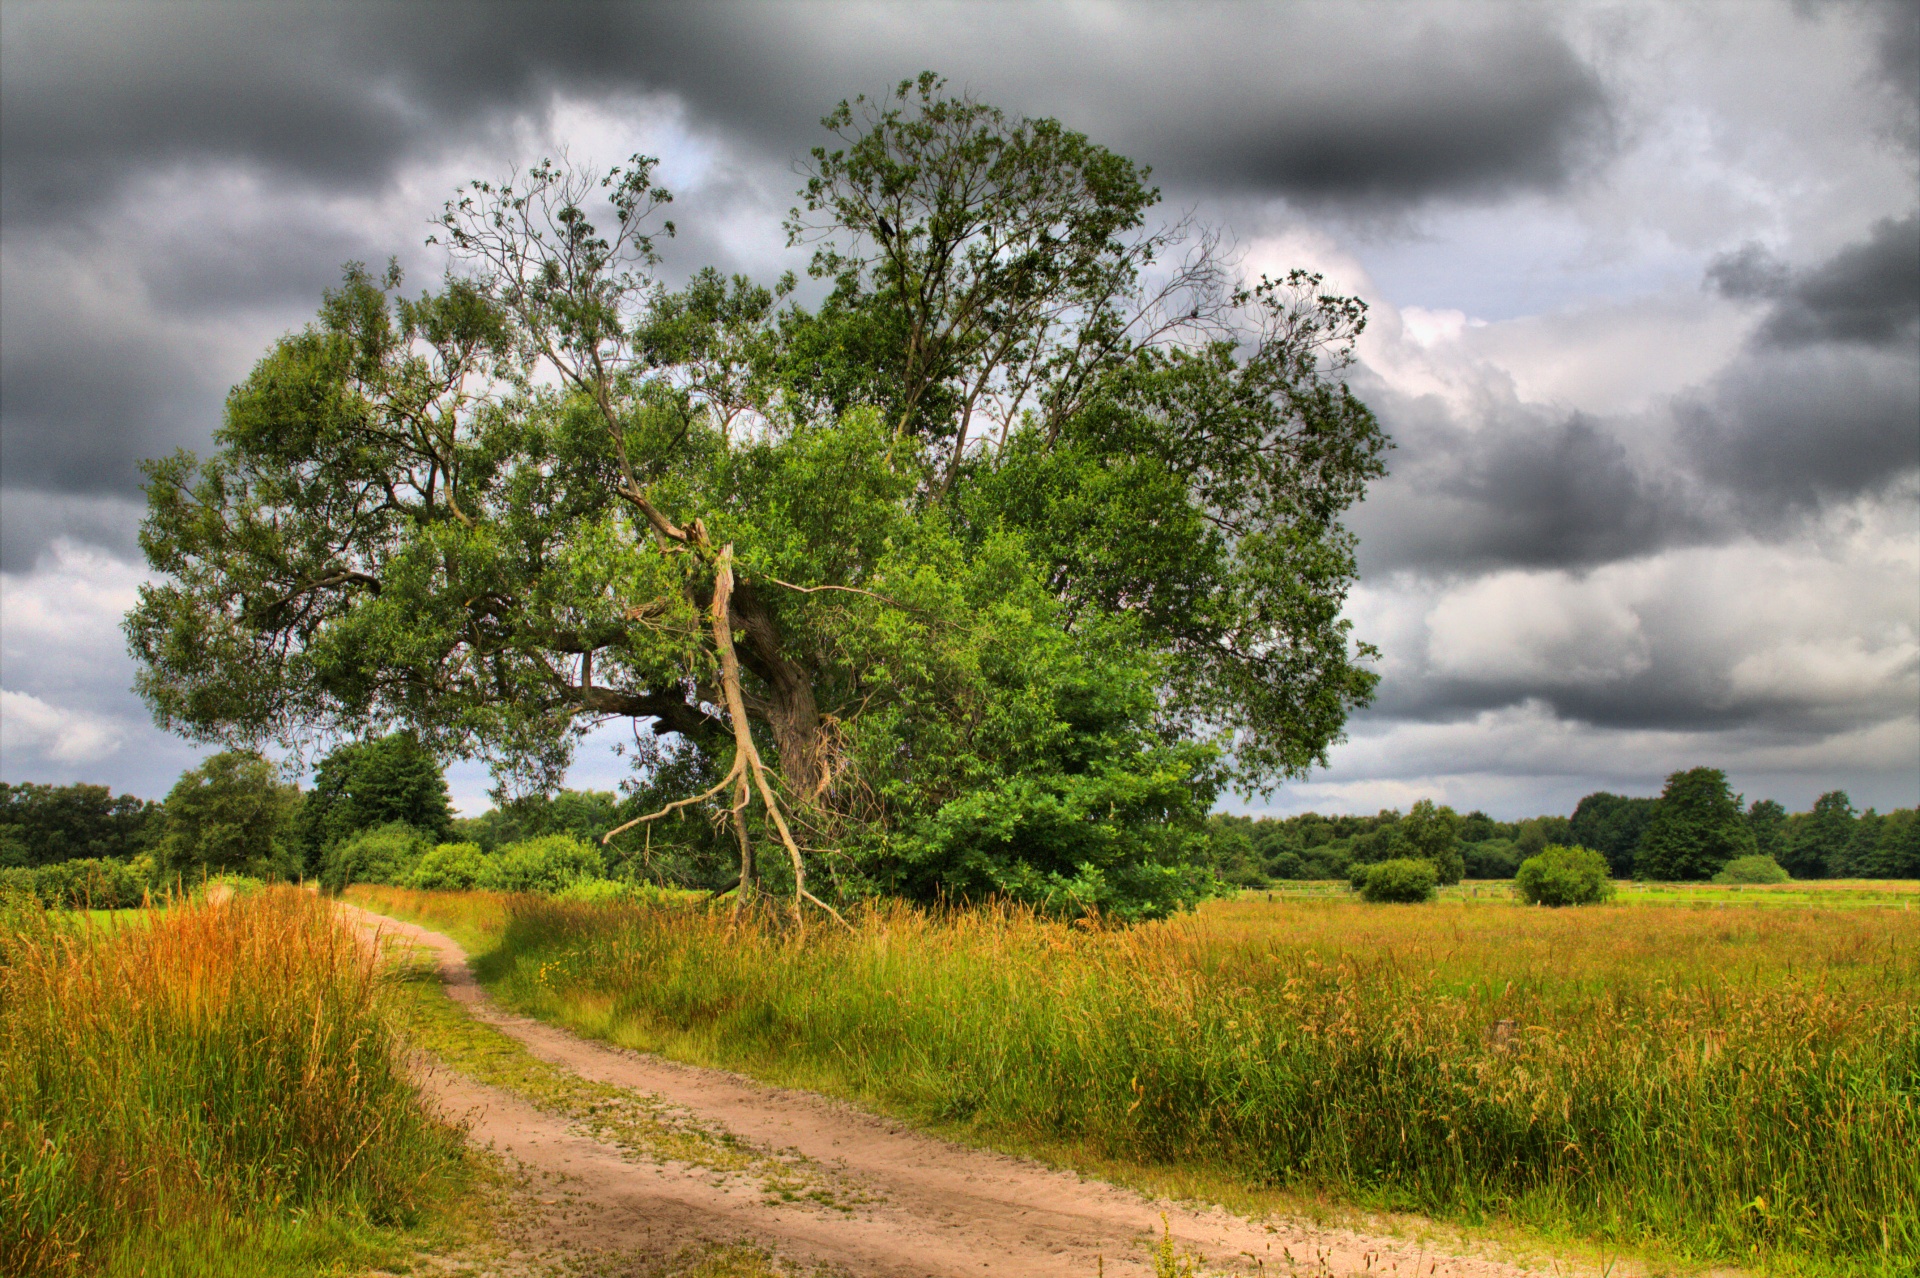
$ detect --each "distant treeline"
[5,752,1917,907]
[1202,770,1917,886]
[0,734,732,905]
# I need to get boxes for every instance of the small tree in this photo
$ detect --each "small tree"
[409,842,488,890]
[158,751,301,880]
[298,732,451,874]
[1514,845,1614,905]
[1635,768,1755,881]
[320,821,429,892]
[1400,798,1464,884]
[1570,791,1656,877]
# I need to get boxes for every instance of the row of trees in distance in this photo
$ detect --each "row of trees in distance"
[5,752,1915,910]
[1201,767,1918,887]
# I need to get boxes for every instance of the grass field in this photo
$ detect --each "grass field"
[352,882,1918,1276]
[1238,879,1920,909]
[0,887,469,1277]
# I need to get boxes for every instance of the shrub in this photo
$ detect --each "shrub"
[26,858,148,910]
[478,834,603,893]
[320,822,428,892]
[1714,854,1791,884]
[0,866,33,901]
[409,841,489,890]
[1514,844,1615,906]
[1358,858,1438,903]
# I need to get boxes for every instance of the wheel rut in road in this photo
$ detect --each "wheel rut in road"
[349,905,1577,1277]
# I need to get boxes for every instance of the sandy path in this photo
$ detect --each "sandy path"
[351,905,1575,1277]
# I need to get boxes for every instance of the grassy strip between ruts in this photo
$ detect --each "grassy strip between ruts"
[381,936,876,1216]
[0,887,480,1278]
[350,885,1919,1278]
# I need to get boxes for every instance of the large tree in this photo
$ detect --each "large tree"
[1782,790,1854,879]
[1635,768,1756,882]
[125,77,1388,921]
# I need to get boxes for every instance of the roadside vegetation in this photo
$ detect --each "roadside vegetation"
[354,884,1919,1276]
[0,887,467,1277]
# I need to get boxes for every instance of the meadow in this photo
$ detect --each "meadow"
[0,887,467,1277]
[354,883,1919,1276]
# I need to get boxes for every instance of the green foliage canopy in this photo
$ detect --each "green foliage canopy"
[1635,768,1756,882]
[1357,858,1437,903]
[1514,845,1615,906]
[1713,854,1790,885]
[1783,790,1855,879]
[124,78,1389,919]
[297,731,451,873]
[0,783,158,869]
[157,751,301,879]
[1568,792,1655,877]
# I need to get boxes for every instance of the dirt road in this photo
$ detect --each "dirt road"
[353,906,1580,1277]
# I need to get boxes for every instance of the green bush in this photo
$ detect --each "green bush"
[0,867,33,901]
[1358,858,1438,903]
[1514,844,1615,906]
[478,835,603,893]
[320,822,428,892]
[1714,854,1791,885]
[13,859,148,910]
[0,859,149,910]
[409,842,488,890]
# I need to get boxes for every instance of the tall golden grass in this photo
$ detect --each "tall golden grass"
[421,891,1917,1273]
[0,887,461,1276]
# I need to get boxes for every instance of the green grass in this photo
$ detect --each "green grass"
[1236,878,1920,909]
[381,941,872,1213]
[351,886,1919,1276]
[0,888,472,1277]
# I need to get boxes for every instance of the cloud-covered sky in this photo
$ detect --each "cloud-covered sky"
[3,0,1915,818]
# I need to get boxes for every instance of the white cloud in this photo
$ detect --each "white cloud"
[0,688,125,764]
[0,540,204,792]
[1426,570,1651,685]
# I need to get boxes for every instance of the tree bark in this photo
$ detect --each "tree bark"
[728,579,829,801]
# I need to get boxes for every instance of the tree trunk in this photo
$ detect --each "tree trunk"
[729,580,830,802]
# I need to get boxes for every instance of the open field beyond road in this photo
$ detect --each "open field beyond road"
[351,885,1920,1277]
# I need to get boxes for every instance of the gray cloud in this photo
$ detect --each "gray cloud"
[1756,213,1920,347]
[1689,214,1920,516]
[0,490,144,574]
[1681,344,1920,515]
[1351,392,1712,575]
[1133,24,1609,203]
[1,2,1615,229]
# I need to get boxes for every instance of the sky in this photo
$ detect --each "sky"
[1,0,1915,819]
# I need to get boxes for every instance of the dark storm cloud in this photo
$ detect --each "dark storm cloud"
[1350,393,1711,575]
[1691,214,1920,514]
[0,0,1623,569]
[1681,345,1920,514]
[0,491,143,574]
[1756,213,1920,347]
[1706,214,1920,347]
[1135,25,1609,202]
[1,1,1614,229]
